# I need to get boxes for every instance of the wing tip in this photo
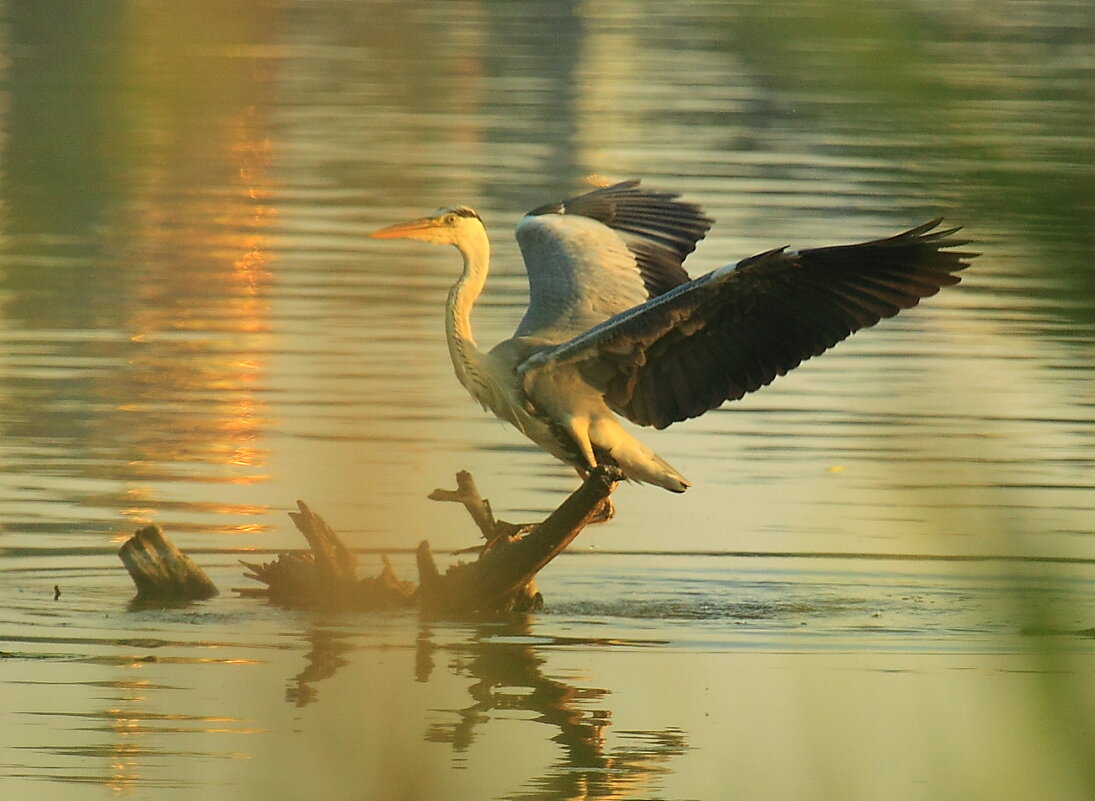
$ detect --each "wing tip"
[584,175,640,190]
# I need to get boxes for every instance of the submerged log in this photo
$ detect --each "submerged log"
[119,466,622,615]
[118,525,219,601]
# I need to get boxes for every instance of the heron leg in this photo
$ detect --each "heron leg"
[563,415,598,473]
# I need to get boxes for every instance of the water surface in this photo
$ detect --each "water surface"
[2,1,1093,799]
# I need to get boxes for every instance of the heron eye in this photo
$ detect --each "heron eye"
[443,213,458,225]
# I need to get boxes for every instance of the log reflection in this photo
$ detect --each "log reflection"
[285,628,354,708]
[421,620,688,801]
[281,618,687,799]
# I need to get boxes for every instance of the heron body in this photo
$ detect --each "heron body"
[370,181,974,492]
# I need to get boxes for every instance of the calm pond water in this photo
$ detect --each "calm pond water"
[1,1,1093,799]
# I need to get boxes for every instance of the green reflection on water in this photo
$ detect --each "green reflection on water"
[704,0,1095,321]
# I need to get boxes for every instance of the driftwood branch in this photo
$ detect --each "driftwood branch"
[427,470,532,544]
[118,467,623,616]
[418,466,622,614]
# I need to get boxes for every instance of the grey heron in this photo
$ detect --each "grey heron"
[370,180,974,492]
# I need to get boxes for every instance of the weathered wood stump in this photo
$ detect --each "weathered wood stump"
[118,466,623,616]
[118,525,219,601]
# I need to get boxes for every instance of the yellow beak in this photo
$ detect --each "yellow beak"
[368,217,438,240]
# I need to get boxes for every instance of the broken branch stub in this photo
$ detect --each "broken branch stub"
[118,525,218,601]
[286,500,358,583]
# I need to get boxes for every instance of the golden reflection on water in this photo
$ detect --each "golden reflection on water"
[104,670,151,796]
[107,11,281,533]
[0,0,294,540]
[99,660,263,795]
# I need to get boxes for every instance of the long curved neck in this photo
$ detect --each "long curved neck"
[445,224,491,394]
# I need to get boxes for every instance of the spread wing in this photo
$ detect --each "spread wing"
[513,180,712,341]
[520,219,977,429]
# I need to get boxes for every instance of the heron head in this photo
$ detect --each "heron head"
[369,206,483,246]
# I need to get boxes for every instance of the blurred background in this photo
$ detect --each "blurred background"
[0,1,1092,799]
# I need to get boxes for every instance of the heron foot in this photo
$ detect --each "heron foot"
[578,465,622,523]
